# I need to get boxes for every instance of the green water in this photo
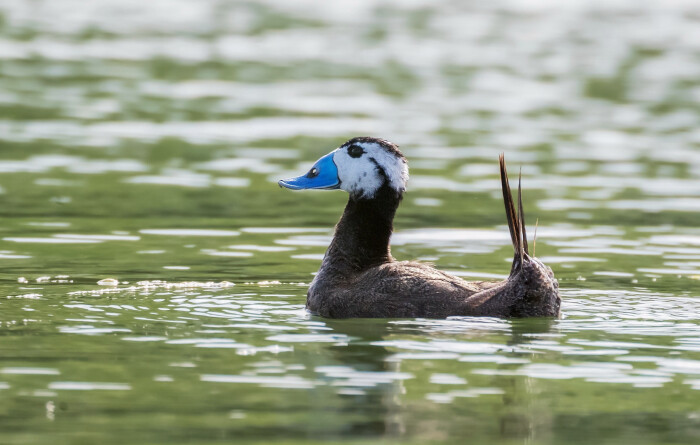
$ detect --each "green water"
[1,1,700,444]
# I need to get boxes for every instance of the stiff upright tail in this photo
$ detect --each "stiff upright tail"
[499,154,529,274]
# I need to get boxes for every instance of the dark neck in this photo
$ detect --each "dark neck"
[325,184,402,272]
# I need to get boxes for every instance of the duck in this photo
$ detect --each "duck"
[278,137,560,319]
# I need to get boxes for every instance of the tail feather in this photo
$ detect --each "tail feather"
[499,154,520,256]
[499,154,529,274]
[518,169,529,255]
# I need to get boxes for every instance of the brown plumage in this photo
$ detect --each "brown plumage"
[283,138,560,319]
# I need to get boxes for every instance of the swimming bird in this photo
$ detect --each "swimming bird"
[278,137,560,319]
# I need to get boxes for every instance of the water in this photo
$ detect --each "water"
[1,0,700,443]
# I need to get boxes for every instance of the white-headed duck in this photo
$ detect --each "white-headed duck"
[279,137,560,319]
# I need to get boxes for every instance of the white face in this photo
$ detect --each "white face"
[332,139,409,199]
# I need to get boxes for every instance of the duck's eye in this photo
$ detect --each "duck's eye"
[307,167,319,178]
[348,145,364,158]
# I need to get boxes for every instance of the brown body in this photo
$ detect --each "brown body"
[307,156,561,319]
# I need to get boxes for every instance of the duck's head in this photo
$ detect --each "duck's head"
[278,137,408,199]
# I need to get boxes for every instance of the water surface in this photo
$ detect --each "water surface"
[1,1,699,444]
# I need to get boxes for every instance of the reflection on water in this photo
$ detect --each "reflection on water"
[1,0,700,444]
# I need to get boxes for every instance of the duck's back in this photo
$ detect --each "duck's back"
[307,261,498,318]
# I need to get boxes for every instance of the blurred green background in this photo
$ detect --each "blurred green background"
[0,0,699,444]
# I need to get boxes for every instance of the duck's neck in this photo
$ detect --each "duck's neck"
[325,185,402,272]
